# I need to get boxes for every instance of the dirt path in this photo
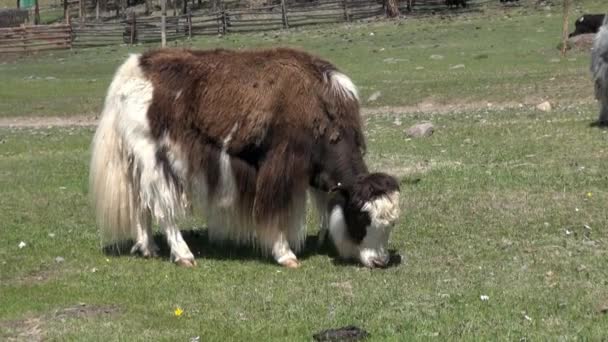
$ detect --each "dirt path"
[0,100,595,129]
[0,115,98,128]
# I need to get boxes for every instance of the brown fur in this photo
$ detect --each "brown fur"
[138,47,366,234]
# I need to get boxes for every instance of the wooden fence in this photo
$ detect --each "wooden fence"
[0,24,71,54]
[0,0,487,54]
[76,0,388,46]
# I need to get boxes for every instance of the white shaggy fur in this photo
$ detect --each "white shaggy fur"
[327,191,400,268]
[591,15,608,123]
[90,54,191,262]
[330,72,359,100]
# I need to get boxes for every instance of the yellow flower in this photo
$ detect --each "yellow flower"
[587,192,593,198]
[174,307,184,317]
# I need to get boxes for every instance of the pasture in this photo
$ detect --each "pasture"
[2,0,608,340]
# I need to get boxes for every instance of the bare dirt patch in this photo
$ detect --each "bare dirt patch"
[0,115,98,129]
[0,317,44,342]
[0,304,119,341]
[53,303,120,321]
[0,98,597,129]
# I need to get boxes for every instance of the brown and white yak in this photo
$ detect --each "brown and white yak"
[89,47,401,268]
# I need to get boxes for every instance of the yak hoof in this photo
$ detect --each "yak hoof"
[130,241,159,258]
[281,258,301,269]
[175,258,197,268]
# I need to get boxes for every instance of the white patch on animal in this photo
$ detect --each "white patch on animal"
[328,206,359,260]
[90,53,192,263]
[361,191,401,230]
[162,218,195,264]
[175,90,182,100]
[217,124,239,208]
[272,232,298,266]
[358,191,400,267]
[327,191,400,268]
[330,72,359,100]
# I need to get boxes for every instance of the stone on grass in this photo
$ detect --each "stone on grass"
[536,101,552,112]
[406,123,434,138]
[367,91,381,102]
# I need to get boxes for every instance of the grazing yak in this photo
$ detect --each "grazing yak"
[591,16,608,125]
[89,47,401,268]
[569,14,605,38]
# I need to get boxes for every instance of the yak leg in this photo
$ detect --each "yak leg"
[130,208,159,257]
[161,219,196,267]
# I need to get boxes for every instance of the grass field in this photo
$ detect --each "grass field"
[0,0,606,117]
[2,0,608,340]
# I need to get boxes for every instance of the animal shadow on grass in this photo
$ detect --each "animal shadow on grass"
[589,120,608,128]
[103,228,402,268]
[103,228,327,266]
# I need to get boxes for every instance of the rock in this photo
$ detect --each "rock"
[430,54,444,60]
[55,256,65,263]
[536,101,552,112]
[450,64,465,69]
[367,91,381,102]
[405,123,434,138]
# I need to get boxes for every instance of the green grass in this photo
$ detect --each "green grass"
[1,105,608,340]
[0,0,607,117]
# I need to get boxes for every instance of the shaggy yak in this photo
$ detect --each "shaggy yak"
[591,16,608,125]
[89,47,401,268]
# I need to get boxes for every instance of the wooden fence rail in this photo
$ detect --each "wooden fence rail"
[0,23,71,54]
[0,0,488,54]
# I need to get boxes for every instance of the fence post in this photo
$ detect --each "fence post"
[67,22,73,49]
[79,0,84,22]
[66,4,71,24]
[34,0,40,24]
[161,0,167,47]
[561,0,570,56]
[63,0,68,21]
[130,12,136,45]
[280,0,289,29]
[221,8,227,34]
[187,6,192,39]
[21,25,26,55]
[96,0,99,21]
[342,0,349,22]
